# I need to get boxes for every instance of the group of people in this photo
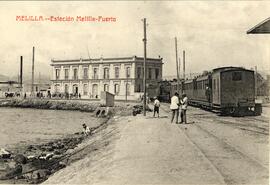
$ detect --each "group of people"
[152,92,188,124]
[170,92,188,124]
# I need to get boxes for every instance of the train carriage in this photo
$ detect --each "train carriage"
[183,79,194,100]
[163,66,262,116]
[212,67,256,115]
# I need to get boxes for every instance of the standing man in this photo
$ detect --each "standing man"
[153,96,160,118]
[170,92,180,124]
[180,93,188,124]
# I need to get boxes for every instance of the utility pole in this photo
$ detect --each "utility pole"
[178,57,181,92]
[175,37,180,95]
[143,18,147,116]
[183,50,186,80]
[178,57,181,79]
[20,56,23,90]
[31,46,35,95]
[183,50,186,93]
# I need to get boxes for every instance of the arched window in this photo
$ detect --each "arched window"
[73,68,78,80]
[64,84,69,93]
[92,84,98,98]
[104,84,109,92]
[83,84,88,95]
[55,84,60,93]
[93,68,98,79]
[72,84,78,95]
[126,83,130,96]
[104,68,109,79]
[115,67,119,78]
[55,69,60,80]
[114,84,120,95]
[83,68,89,79]
[126,67,131,78]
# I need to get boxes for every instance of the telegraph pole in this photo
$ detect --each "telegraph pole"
[20,56,23,89]
[178,57,181,91]
[175,37,180,94]
[183,50,186,93]
[143,18,147,116]
[31,47,35,95]
[178,57,181,79]
[183,50,186,80]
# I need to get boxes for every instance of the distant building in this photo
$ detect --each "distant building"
[0,81,21,91]
[23,83,51,93]
[0,81,21,97]
[50,56,163,100]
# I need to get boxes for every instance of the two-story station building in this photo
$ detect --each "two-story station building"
[50,56,163,100]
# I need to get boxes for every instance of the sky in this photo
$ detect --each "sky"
[0,1,269,79]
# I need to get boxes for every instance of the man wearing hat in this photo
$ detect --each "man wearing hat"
[180,93,188,124]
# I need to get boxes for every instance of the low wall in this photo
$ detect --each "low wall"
[0,98,137,116]
[0,99,100,112]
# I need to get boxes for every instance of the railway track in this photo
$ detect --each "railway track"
[206,116,268,135]
[163,104,269,136]
[178,123,268,184]
[159,104,269,184]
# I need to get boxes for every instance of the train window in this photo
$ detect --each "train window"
[232,72,242,81]
[213,79,216,90]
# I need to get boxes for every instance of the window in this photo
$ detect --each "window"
[73,68,78,80]
[155,68,159,79]
[104,84,109,92]
[83,68,88,79]
[93,68,98,79]
[232,72,242,81]
[55,84,60,93]
[104,68,109,79]
[83,84,88,95]
[115,67,119,78]
[72,85,78,94]
[114,84,120,95]
[137,67,141,78]
[92,84,98,98]
[64,84,69,93]
[126,67,131,78]
[148,68,152,79]
[126,83,130,95]
[136,83,142,92]
[55,69,60,80]
[64,69,69,80]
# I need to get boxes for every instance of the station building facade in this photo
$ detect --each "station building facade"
[50,56,163,100]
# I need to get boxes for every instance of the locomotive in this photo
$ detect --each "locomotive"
[165,67,262,116]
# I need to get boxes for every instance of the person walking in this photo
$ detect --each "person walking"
[170,92,180,124]
[153,97,160,118]
[180,93,188,124]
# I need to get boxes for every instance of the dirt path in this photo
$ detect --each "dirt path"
[43,103,268,184]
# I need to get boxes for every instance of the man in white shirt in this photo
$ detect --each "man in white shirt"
[180,93,188,124]
[170,92,180,123]
[82,123,91,136]
[153,97,160,118]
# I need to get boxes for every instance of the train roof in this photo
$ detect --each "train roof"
[212,66,253,73]
[184,79,194,84]
[196,75,209,81]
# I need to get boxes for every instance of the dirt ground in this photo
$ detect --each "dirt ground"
[43,103,269,184]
